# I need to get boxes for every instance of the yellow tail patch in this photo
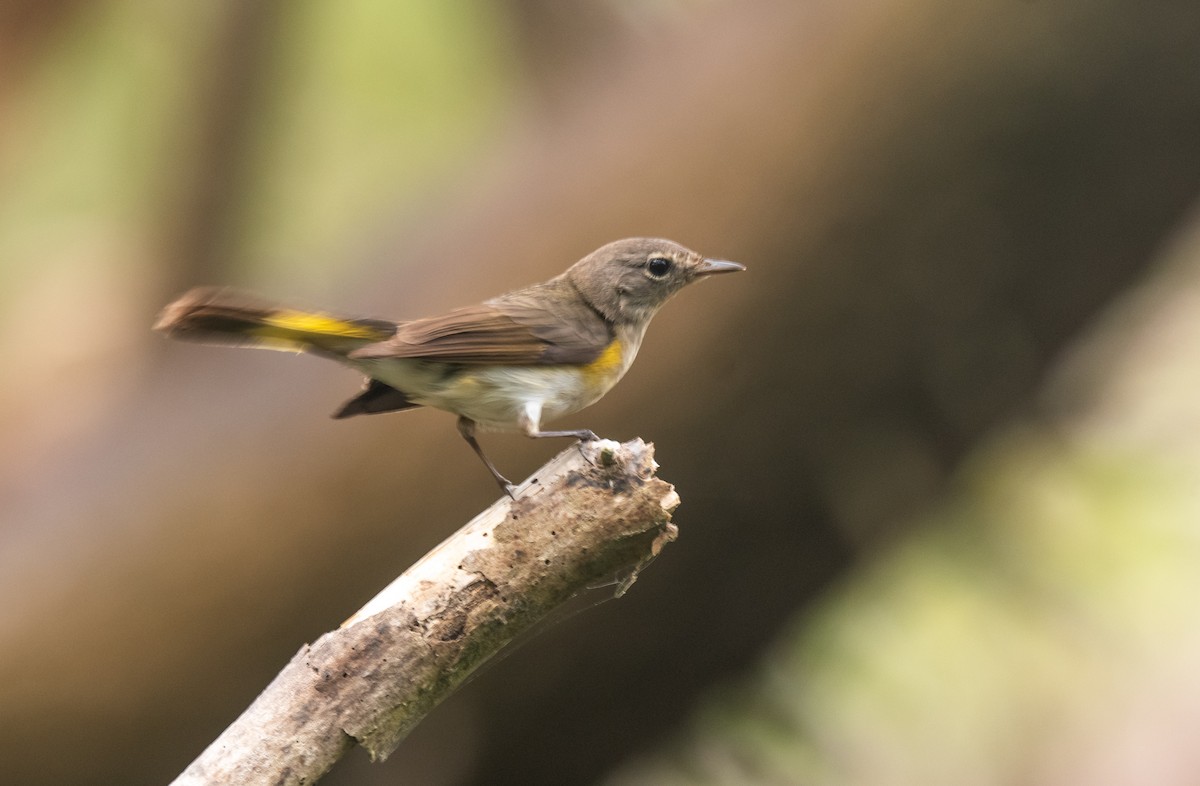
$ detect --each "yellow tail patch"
[262,310,389,340]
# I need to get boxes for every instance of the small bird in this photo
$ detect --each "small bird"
[155,237,743,495]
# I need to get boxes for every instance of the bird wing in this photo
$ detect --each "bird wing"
[348,281,613,365]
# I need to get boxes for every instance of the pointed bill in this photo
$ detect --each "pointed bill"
[696,259,745,276]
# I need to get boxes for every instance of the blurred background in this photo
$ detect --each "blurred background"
[3,0,1200,784]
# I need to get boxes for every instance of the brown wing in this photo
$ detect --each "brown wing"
[348,280,613,365]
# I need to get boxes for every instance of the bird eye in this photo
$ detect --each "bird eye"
[646,257,672,278]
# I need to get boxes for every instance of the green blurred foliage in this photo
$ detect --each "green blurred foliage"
[240,0,516,281]
[0,0,515,301]
[0,2,199,294]
[612,431,1200,785]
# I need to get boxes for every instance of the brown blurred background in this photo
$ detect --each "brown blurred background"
[4,1,1200,784]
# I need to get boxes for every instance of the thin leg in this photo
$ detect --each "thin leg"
[527,428,600,470]
[457,416,516,498]
[525,428,599,441]
[517,401,598,443]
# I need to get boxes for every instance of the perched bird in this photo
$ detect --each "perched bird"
[155,237,743,495]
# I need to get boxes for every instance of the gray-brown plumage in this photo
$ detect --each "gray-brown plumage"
[155,238,743,493]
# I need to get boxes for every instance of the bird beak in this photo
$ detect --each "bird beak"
[697,258,745,276]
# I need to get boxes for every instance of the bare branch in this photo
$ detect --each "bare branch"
[171,438,679,786]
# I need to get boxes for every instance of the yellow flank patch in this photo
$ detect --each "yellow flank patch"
[581,339,623,384]
[263,310,385,340]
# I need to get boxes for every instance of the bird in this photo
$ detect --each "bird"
[155,237,743,495]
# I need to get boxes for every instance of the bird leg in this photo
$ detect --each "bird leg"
[518,401,598,443]
[518,402,599,473]
[524,428,599,441]
[456,416,516,498]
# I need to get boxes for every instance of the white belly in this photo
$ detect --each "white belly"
[350,323,645,431]
[431,364,608,430]
[351,359,612,431]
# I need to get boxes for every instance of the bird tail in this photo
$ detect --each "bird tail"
[154,287,396,356]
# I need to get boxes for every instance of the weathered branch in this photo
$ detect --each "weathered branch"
[170,438,678,786]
